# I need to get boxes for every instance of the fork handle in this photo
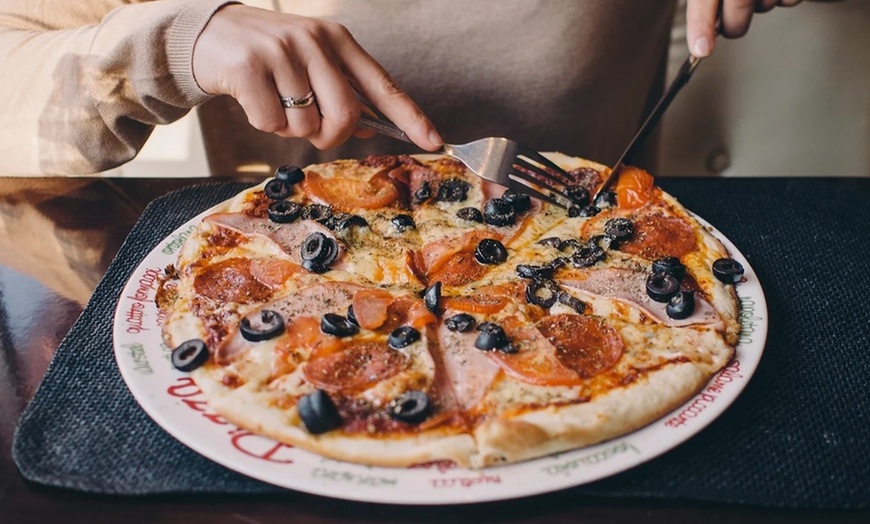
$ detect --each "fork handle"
[358,115,413,144]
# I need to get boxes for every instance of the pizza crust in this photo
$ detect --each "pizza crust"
[471,361,709,467]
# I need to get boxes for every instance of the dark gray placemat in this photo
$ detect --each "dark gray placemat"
[12,178,870,508]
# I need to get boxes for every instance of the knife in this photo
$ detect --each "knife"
[592,54,703,204]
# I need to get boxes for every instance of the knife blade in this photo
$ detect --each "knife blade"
[592,54,703,204]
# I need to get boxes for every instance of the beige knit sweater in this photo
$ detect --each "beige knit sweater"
[0,0,675,176]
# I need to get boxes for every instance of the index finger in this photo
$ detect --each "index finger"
[686,0,719,57]
[331,31,443,151]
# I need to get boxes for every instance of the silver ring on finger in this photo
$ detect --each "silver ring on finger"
[279,90,316,109]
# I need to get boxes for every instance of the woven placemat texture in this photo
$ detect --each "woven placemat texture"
[12,178,870,508]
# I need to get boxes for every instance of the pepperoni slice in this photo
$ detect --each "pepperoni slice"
[487,320,581,386]
[303,341,409,392]
[536,314,624,378]
[193,257,272,304]
[352,289,395,330]
[303,170,400,212]
[615,166,657,210]
[618,214,697,260]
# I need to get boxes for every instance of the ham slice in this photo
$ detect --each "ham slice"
[204,213,345,268]
[560,268,722,328]
[436,319,501,411]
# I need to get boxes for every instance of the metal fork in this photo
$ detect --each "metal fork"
[358,115,575,208]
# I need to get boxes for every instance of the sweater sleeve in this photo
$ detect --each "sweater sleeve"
[0,0,239,175]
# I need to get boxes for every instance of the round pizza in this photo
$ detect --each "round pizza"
[156,153,743,469]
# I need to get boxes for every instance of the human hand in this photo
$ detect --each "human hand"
[192,5,442,151]
[686,0,803,57]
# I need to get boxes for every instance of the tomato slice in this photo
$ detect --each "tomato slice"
[427,250,487,287]
[615,166,656,210]
[250,257,301,288]
[442,283,524,314]
[352,289,395,330]
[303,170,400,212]
[277,316,342,361]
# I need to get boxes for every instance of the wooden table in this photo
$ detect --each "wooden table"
[0,177,867,523]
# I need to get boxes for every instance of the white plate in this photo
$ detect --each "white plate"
[113,208,767,505]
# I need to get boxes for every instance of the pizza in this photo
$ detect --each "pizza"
[156,152,744,469]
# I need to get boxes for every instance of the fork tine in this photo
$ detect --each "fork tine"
[505,175,564,208]
[510,160,574,202]
[515,144,575,185]
[507,170,568,208]
[512,156,566,187]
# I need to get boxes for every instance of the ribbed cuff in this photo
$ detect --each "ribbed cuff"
[167,0,241,106]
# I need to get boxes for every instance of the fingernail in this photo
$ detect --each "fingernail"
[429,130,444,149]
[693,37,711,57]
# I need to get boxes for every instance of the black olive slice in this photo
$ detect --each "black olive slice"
[302,204,333,224]
[240,309,285,342]
[436,178,471,202]
[525,278,561,309]
[604,218,634,242]
[264,178,292,200]
[652,257,686,281]
[559,239,584,252]
[557,291,587,314]
[413,182,432,204]
[298,389,342,435]
[391,214,416,232]
[171,339,209,372]
[565,184,590,206]
[326,213,368,231]
[646,272,681,302]
[537,237,563,249]
[274,164,305,185]
[571,245,606,268]
[423,282,441,313]
[573,205,601,217]
[666,290,696,319]
[267,200,302,224]
[712,258,745,284]
[483,198,516,226]
[475,322,509,351]
[547,257,570,270]
[302,260,329,274]
[475,238,508,265]
[587,234,614,251]
[346,304,359,326]
[389,326,421,349]
[502,188,532,213]
[388,391,431,424]
[300,232,339,266]
[515,264,554,280]
[444,313,475,333]
[320,313,359,338]
[594,190,617,208]
[456,207,484,222]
